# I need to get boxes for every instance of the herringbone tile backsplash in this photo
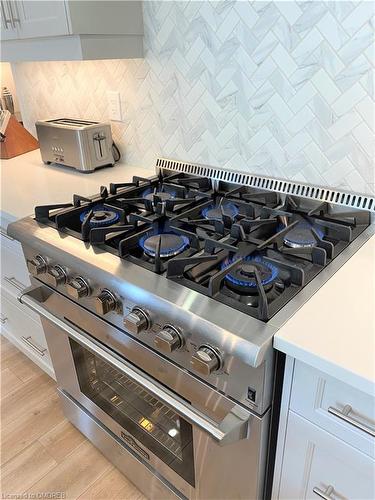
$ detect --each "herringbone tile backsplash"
[12,1,374,195]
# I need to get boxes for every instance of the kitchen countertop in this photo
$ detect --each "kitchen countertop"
[274,234,375,396]
[0,149,152,223]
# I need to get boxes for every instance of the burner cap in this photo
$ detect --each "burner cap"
[223,256,279,294]
[283,221,324,248]
[80,205,120,227]
[139,233,189,258]
[202,202,239,221]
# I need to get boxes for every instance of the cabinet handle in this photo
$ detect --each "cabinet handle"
[0,227,14,241]
[328,404,375,438]
[0,0,11,28]
[6,0,18,28]
[0,314,8,324]
[21,336,47,356]
[313,485,334,500]
[3,276,27,292]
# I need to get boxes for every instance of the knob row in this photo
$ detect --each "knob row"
[27,256,118,315]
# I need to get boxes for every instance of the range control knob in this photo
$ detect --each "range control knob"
[95,289,117,315]
[27,255,47,276]
[154,325,183,353]
[66,276,90,299]
[190,345,222,376]
[124,308,149,335]
[45,265,67,287]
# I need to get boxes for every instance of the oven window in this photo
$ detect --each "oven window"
[70,339,195,487]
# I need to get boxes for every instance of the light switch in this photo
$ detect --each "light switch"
[107,91,122,121]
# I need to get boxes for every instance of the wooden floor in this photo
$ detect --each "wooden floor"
[0,336,146,499]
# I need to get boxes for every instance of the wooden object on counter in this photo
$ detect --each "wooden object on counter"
[0,115,39,159]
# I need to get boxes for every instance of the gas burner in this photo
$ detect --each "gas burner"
[80,206,120,227]
[202,202,239,221]
[222,256,279,294]
[142,187,176,202]
[282,221,324,249]
[139,233,190,258]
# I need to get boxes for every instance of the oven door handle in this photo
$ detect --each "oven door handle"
[19,287,251,446]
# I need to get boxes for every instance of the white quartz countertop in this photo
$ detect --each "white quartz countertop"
[0,149,152,223]
[274,234,375,396]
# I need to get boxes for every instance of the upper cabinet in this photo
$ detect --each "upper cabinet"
[1,1,143,61]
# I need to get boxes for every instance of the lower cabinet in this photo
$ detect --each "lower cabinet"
[279,411,375,500]
[1,286,54,378]
[273,358,375,500]
[1,218,54,378]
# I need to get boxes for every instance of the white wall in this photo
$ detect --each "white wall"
[12,0,375,195]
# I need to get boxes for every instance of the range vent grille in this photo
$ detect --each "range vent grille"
[156,157,375,212]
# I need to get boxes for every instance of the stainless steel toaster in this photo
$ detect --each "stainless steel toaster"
[36,118,117,172]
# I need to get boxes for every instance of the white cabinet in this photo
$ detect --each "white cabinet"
[0,1,18,40]
[273,358,375,499]
[1,0,143,61]
[0,213,54,378]
[279,411,375,500]
[15,1,69,39]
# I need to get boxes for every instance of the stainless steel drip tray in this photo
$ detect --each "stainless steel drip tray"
[22,281,254,423]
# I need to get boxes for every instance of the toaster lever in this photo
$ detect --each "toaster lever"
[93,132,107,160]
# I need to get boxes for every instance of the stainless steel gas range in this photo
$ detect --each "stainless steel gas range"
[8,158,374,500]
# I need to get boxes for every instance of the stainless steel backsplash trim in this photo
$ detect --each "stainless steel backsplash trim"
[155,157,375,213]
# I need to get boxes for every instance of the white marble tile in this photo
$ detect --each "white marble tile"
[342,1,375,37]
[331,82,367,117]
[284,131,312,157]
[356,95,375,131]
[352,121,374,157]
[338,20,374,65]
[311,68,341,104]
[288,81,317,112]
[271,43,298,76]
[285,105,315,134]
[268,93,294,123]
[303,140,331,173]
[328,111,362,140]
[317,11,349,50]
[275,1,303,25]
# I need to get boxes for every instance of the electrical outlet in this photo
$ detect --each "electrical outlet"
[107,91,122,121]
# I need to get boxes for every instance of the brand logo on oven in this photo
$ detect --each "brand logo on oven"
[120,431,150,461]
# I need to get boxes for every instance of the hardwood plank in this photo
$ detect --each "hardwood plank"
[0,336,20,362]
[0,368,23,398]
[0,372,55,428]
[77,467,147,500]
[26,441,112,499]
[1,441,57,495]
[9,352,45,382]
[39,420,86,463]
[1,393,65,465]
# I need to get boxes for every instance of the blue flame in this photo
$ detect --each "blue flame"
[222,255,279,288]
[79,205,120,227]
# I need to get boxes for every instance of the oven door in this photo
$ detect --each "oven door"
[19,284,269,499]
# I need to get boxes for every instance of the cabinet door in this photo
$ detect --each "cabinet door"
[16,0,69,38]
[278,411,375,500]
[1,1,19,40]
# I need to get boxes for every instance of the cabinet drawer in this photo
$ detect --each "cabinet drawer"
[279,411,375,500]
[1,288,48,355]
[290,361,375,457]
[1,236,31,295]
